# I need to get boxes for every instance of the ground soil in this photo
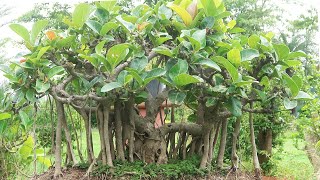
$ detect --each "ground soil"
[31,167,265,180]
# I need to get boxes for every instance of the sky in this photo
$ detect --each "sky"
[0,0,319,83]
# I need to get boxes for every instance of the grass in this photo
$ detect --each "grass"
[267,132,315,180]
[17,129,316,180]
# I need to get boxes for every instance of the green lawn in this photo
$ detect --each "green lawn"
[269,132,315,180]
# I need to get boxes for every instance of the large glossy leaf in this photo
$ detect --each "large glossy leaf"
[292,75,302,90]
[248,34,260,49]
[95,40,107,55]
[37,46,50,59]
[274,44,290,61]
[100,0,117,12]
[283,98,297,109]
[282,73,299,97]
[19,136,33,159]
[152,46,173,57]
[72,3,92,28]
[35,79,50,93]
[31,20,48,45]
[19,111,31,128]
[86,20,102,34]
[240,49,259,61]
[196,59,221,72]
[213,56,239,82]
[227,48,241,66]
[116,16,135,32]
[106,43,130,68]
[158,4,172,19]
[226,97,242,117]
[100,22,118,35]
[200,0,217,17]
[287,51,307,59]
[168,90,186,105]
[48,66,65,79]
[101,82,122,92]
[9,24,31,44]
[26,89,37,102]
[130,55,148,72]
[294,91,313,100]
[169,59,188,80]
[200,16,215,29]
[167,3,192,26]
[0,113,11,121]
[144,68,166,85]
[173,73,200,86]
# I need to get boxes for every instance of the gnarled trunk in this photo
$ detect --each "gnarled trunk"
[231,117,241,171]
[217,118,228,168]
[249,102,261,179]
[54,100,63,178]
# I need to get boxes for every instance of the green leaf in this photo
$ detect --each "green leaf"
[274,44,290,60]
[294,91,313,100]
[37,46,50,59]
[127,68,143,85]
[72,3,92,28]
[282,73,299,97]
[152,46,173,57]
[200,16,215,29]
[144,68,166,85]
[226,97,242,117]
[95,8,109,22]
[200,0,219,17]
[213,56,239,82]
[167,3,192,26]
[100,22,118,35]
[240,49,259,61]
[9,24,31,44]
[35,79,50,93]
[248,34,260,49]
[212,85,227,92]
[168,90,186,105]
[100,0,117,12]
[284,60,302,67]
[19,111,30,128]
[47,66,64,79]
[107,43,130,68]
[229,27,246,34]
[173,73,200,86]
[31,20,48,45]
[227,49,241,66]
[19,136,33,159]
[292,75,302,90]
[158,4,172,19]
[169,59,188,80]
[95,40,107,55]
[196,59,221,72]
[26,89,37,102]
[191,29,206,50]
[37,156,51,167]
[0,113,11,121]
[86,20,102,34]
[116,15,135,32]
[227,20,236,29]
[130,55,148,72]
[287,51,307,59]
[283,98,297,109]
[101,82,122,92]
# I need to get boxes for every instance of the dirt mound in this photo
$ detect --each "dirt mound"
[31,167,260,180]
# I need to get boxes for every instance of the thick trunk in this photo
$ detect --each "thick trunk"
[257,128,273,165]
[127,96,135,162]
[200,124,213,168]
[103,104,114,167]
[114,100,125,161]
[97,108,107,165]
[208,121,221,164]
[76,108,94,164]
[168,107,176,158]
[54,100,63,178]
[61,108,78,165]
[217,118,228,168]
[68,106,84,162]
[249,102,261,179]
[231,117,241,170]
